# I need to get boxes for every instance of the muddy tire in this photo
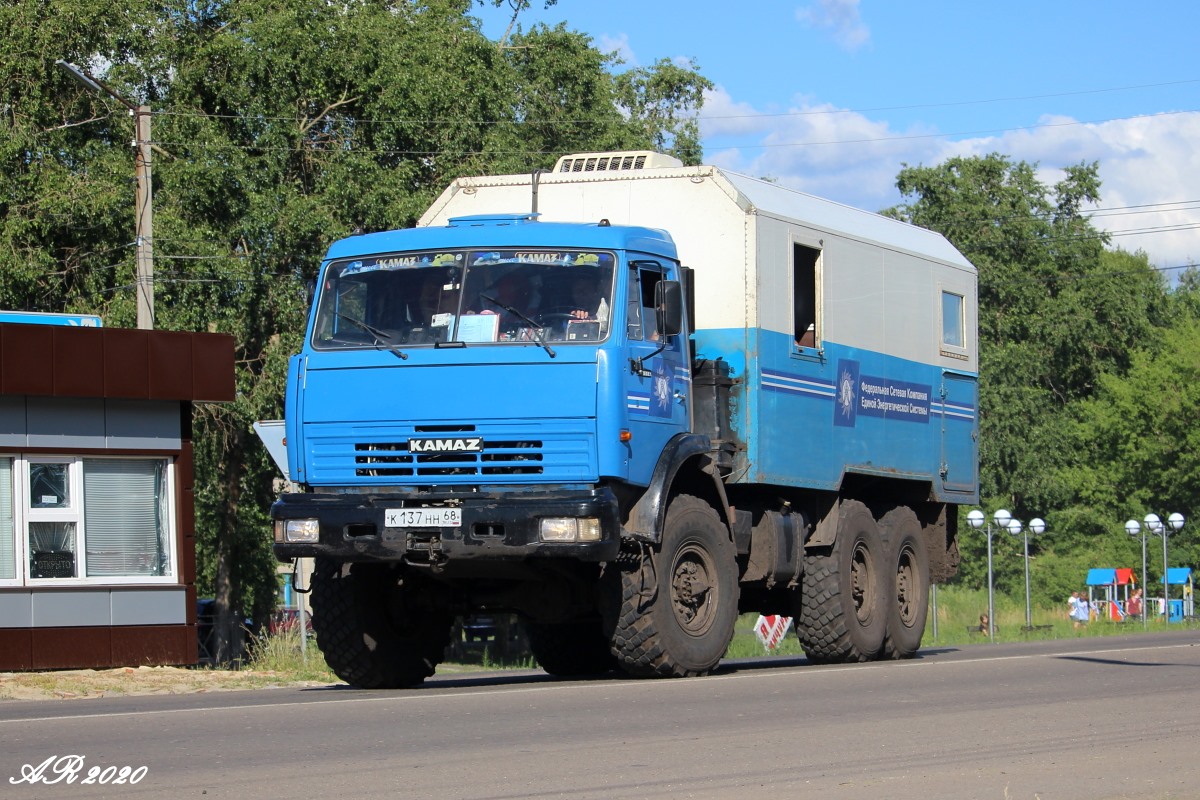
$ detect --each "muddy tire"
[310,557,453,688]
[879,506,929,659]
[794,500,887,663]
[605,494,738,677]
[525,616,618,677]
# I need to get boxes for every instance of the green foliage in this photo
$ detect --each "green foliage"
[2,0,712,656]
[245,624,338,683]
[1058,318,1200,580]
[887,154,1197,598]
[885,155,1165,510]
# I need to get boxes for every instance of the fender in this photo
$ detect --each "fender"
[624,433,732,543]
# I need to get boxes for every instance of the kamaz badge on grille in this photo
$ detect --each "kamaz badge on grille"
[408,437,484,453]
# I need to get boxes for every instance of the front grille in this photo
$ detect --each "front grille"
[354,439,544,478]
[309,420,594,485]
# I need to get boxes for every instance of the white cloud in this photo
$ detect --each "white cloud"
[701,95,1200,269]
[956,112,1200,269]
[596,32,637,67]
[795,0,870,51]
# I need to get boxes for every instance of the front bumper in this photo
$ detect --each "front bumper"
[271,486,621,563]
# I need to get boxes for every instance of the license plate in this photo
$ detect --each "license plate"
[384,507,462,528]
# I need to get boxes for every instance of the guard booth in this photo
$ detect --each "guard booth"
[1164,567,1193,623]
[0,317,235,670]
[1086,568,1137,621]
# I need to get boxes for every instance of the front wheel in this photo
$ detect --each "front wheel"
[605,494,739,677]
[310,558,454,689]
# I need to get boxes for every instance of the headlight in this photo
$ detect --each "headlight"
[539,517,601,543]
[276,519,320,543]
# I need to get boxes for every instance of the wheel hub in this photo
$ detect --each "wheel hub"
[895,547,917,625]
[670,545,717,635]
[850,542,875,624]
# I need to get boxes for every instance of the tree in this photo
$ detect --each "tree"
[613,58,712,165]
[884,155,1165,512]
[882,155,1177,602]
[1,0,713,661]
[1057,318,1200,580]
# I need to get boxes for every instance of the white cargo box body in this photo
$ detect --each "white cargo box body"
[420,161,978,501]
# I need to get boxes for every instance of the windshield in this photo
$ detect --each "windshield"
[312,249,616,349]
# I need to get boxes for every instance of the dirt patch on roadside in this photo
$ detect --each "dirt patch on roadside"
[0,666,341,701]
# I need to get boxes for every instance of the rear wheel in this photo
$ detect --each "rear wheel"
[795,500,887,663]
[879,506,930,659]
[525,615,618,677]
[310,558,453,688]
[605,494,739,677]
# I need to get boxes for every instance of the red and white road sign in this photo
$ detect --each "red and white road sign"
[753,614,793,650]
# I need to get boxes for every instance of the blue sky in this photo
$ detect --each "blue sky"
[473,1,1200,271]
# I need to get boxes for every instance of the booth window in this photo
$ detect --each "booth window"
[0,458,14,580]
[2,456,174,584]
[83,459,170,577]
[27,459,78,579]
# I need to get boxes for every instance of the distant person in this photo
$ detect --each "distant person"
[979,613,990,634]
[1071,591,1091,627]
[1127,588,1144,618]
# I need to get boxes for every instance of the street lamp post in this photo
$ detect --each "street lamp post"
[1147,513,1186,621]
[1125,518,1149,627]
[1007,516,1048,630]
[1126,513,1186,623]
[55,59,154,329]
[966,508,1011,642]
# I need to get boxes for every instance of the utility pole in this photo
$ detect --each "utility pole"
[56,60,154,329]
[133,105,154,329]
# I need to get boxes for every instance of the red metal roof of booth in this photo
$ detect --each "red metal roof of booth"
[0,323,235,402]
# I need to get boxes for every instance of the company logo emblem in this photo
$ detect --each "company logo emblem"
[408,437,484,453]
[833,358,860,428]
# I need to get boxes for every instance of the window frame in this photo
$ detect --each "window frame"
[0,454,177,587]
[0,457,17,585]
[939,287,970,360]
[791,242,822,353]
[25,457,83,582]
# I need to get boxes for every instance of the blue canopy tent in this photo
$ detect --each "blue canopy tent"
[1162,567,1193,622]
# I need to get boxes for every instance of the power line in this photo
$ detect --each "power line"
[695,78,1200,121]
[146,78,1200,127]
[718,110,1199,150]
[141,107,1197,158]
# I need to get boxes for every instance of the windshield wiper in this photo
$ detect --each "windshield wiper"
[335,313,408,360]
[479,293,556,358]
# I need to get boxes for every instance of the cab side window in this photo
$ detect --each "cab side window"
[628,263,666,340]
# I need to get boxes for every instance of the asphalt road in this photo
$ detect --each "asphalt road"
[4,631,1200,800]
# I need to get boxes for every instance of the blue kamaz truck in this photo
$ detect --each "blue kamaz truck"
[271,151,979,687]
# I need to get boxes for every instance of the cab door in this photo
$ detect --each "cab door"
[622,260,690,485]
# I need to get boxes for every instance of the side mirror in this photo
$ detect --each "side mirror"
[305,278,317,306]
[655,280,683,337]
